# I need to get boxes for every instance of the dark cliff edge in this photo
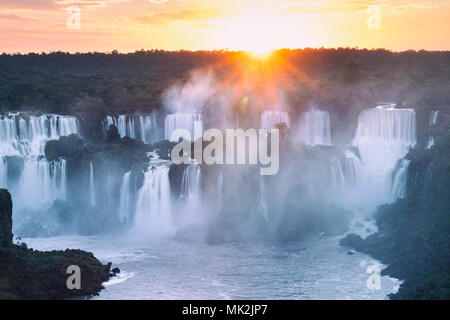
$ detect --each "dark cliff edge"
[0,189,117,300]
[340,108,450,300]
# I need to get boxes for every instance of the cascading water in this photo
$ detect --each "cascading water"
[297,109,332,146]
[217,171,223,211]
[118,171,132,223]
[330,157,346,193]
[139,116,157,144]
[103,114,158,144]
[391,159,410,199]
[164,112,203,141]
[0,113,78,225]
[0,113,79,157]
[351,106,416,208]
[16,158,67,210]
[180,163,202,211]
[134,160,173,235]
[0,157,7,188]
[259,177,268,221]
[106,173,113,207]
[342,149,362,187]
[89,162,96,207]
[426,110,439,149]
[260,111,290,129]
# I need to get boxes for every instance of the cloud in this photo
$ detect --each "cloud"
[0,0,133,10]
[55,0,132,10]
[0,13,35,21]
[277,0,444,14]
[0,0,57,9]
[137,8,227,26]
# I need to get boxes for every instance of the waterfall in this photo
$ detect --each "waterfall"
[89,162,96,207]
[297,109,332,146]
[260,111,290,129]
[217,171,223,210]
[354,106,416,145]
[59,159,67,201]
[0,113,77,219]
[430,110,439,126]
[0,113,79,157]
[16,158,67,210]
[342,149,362,187]
[118,171,132,222]
[330,158,346,192]
[426,137,435,149]
[180,163,201,211]
[0,156,7,188]
[426,110,439,149]
[106,173,113,207]
[103,114,157,143]
[259,177,268,220]
[164,112,203,142]
[134,163,172,234]
[391,159,410,199]
[352,106,416,206]
[139,115,157,144]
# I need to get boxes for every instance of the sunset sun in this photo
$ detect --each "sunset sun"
[215,12,312,53]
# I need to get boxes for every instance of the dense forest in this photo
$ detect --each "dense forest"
[1,49,449,118]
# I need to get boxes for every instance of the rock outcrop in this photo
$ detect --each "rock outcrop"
[0,189,117,299]
[0,189,12,247]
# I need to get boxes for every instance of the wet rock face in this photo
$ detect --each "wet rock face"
[0,189,12,247]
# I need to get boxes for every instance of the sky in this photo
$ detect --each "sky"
[0,0,449,53]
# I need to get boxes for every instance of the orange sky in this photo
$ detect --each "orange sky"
[0,0,449,53]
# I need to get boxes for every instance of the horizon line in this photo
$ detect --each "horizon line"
[2,47,450,56]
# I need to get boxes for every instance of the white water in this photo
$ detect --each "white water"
[330,157,346,194]
[297,109,332,146]
[164,112,203,141]
[106,173,113,208]
[0,113,79,157]
[0,113,78,225]
[260,111,290,129]
[118,171,132,223]
[180,163,202,212]
[89,162,96,207]
[216,171,223,211]
[391,159,410,199]
[0,156,7,188]
[342,149,362,187]
[426,110,439,149]
[430,110,439,126]
[351,106,416,209]
[16,158,67,211]
[104,114,158,144]
[259,177,268,220]
[134,162,173,235]
[24,235,399,300]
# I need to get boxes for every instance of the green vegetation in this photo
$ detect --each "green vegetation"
[0,189,115,299]
[340,111,450,299]
[1,49,449,122]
